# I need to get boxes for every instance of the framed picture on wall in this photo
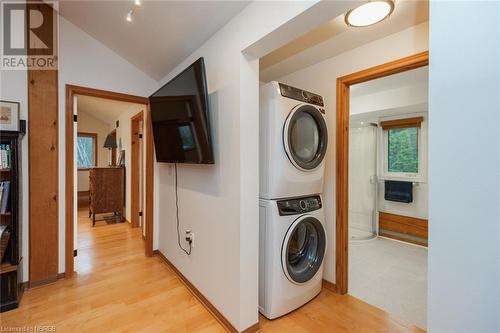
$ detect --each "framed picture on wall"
[0,101,20,131]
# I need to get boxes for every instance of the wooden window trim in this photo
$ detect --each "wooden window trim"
[380,116,424,130]
[77,132,98,170]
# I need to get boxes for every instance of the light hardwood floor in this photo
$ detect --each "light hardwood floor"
[1,207,424,333]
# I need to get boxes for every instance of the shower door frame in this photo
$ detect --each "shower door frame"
[335,51,429,294]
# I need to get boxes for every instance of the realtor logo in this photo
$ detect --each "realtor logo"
[1,1,58,70]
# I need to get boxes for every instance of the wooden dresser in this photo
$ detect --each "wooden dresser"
[89,167,124,226]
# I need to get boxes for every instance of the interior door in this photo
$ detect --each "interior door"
[139,120,144,231]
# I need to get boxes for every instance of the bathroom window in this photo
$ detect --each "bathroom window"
[381,116,425,181]
[387,127,418,173]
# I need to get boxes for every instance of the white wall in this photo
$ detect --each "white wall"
[376,113,428,220]
[153,1,362,331]
[351,112,428,220]
[58,16,159,274]
[350,80,429,220]
[76,110,111,191]
[428,2,500,332]
[350,84,427,116]
[0,70,29,282]
[277,22,428,283]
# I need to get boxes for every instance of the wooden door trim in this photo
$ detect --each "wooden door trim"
[130,111,144,228]
[335,51,429,294]
[110,129,117,166]
[65,85,153,277]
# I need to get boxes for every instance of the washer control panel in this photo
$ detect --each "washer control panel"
[279,83,324,107]
[277,195,322,216]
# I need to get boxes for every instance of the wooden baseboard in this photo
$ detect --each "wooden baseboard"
[379,232,427,247]
[322,279,337,293]
[379,212,428,247]
[240,322,260,333]
[28,272,66,289]
[153,250,260,333]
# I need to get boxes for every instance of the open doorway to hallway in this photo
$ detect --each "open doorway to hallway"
[73,94,147,274]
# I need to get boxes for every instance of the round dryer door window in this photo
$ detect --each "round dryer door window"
[282,216,326,284]
[284,105,328,170]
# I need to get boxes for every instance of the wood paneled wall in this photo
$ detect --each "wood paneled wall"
[379,212,428,247]
[28,3,59,285]
[28,70,59,285]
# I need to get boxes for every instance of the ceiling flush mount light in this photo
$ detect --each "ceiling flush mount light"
[345,0,395,27]
[134,0,141,6]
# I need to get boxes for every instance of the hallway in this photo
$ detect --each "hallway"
[1,208,423,333]
[1,208,224,332]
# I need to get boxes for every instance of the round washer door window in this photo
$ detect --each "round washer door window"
[284,105,328,171]
[282,216,326,284]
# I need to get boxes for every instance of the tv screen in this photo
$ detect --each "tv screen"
[149,57,214,164]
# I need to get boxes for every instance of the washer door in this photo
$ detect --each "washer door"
[282,215,326,284]
[284,105,328,171]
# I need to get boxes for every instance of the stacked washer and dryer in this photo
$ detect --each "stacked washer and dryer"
[259,82,329,319]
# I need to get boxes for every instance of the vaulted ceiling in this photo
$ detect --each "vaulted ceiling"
[59,1,250,80]
[77,95,144,125]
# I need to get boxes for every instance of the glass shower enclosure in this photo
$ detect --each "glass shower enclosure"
[348,122,378,241]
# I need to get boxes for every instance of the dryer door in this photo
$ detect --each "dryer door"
[282,215,326,284]
[283,105,328,171]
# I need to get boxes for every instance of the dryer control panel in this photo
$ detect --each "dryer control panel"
[277,195,322,216]
[279,83,325,108]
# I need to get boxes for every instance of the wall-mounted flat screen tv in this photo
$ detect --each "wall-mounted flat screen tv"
[149,57,214,164]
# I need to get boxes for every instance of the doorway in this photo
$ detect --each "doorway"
[336,52,429,328]
[65,85,154,277]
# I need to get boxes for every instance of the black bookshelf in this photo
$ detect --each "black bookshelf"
[0,130,24,312]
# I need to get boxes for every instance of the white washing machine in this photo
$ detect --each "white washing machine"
[260,81,328,200]
[259,195,326,319]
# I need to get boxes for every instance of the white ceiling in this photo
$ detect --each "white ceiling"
[260,0,428,82]
[59,1,250,80]
[77,95,144,125]
[350,103,428,125]
[351,66,428,97]
[350,66,428,123]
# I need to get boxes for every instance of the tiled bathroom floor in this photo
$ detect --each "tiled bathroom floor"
[349,237,427,329]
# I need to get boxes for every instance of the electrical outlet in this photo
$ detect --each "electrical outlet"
[185,230,194,246]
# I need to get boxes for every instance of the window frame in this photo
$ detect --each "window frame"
[378,114,427,182]
[77,132,98,171]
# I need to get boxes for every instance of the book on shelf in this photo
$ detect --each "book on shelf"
[0,144,11,170]
[0,181,10,214]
